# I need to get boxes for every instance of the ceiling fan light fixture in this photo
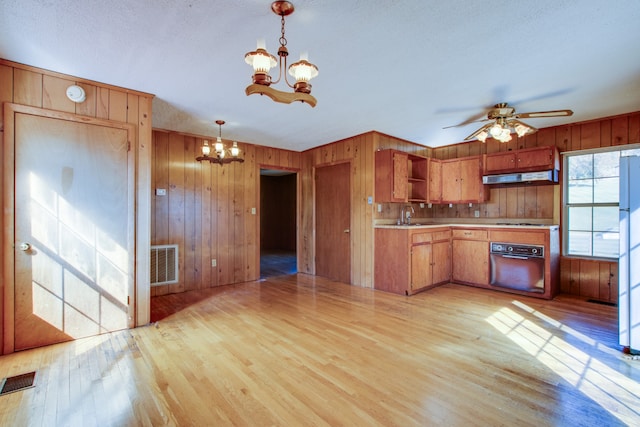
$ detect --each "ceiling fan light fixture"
[498,128,512,142]
[489,123,503,137]
[514,123,530,137]
[477,130,489,143]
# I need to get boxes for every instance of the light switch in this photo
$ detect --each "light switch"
[367,196,373,205]
[251,207,256,215]
[211,259,217,267]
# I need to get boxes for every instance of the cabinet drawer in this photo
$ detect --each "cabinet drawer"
[490,230,546,245]
[412,232,432,244]
[432,230,451,241]
[452,229,488,240]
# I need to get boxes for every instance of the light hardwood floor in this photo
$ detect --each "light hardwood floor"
[1,275,639,426]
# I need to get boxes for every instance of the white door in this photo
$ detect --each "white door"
[11,110,134,351]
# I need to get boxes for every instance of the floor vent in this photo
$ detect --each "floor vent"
[0,372,36,395]
[150,244,179,286]
[587,299,617,307]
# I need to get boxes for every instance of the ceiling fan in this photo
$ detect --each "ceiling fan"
[447,103,573,143]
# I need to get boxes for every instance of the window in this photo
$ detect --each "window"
[564,146,640,258]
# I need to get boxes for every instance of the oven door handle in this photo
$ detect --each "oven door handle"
[500,254,529,260]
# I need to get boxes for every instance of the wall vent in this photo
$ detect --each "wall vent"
[150,244,179,286]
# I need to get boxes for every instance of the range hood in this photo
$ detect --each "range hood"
[482,170,558,185]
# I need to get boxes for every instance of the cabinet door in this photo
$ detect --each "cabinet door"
[429,159,442,203]
[441,160,460,202]
[432,240,451,285]
[459,157,482,202]
[375,150,408,203]
[452,239,489,285]
[517,146,554,169]
[485,152,516,172]
[411,244,432,291]
[392,151,409,201]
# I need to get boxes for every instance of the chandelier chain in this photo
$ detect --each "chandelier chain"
[280,14,288,47]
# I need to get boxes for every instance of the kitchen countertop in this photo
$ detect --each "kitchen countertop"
[374,223,559,230]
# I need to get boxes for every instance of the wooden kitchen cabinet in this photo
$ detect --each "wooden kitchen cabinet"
[451,228,489,286]
[428,158,442,203]
[375,149,428,203]
[375,149,408,203]
[440,156,484,204]
[484,145,559,174]
[375,227,451,295]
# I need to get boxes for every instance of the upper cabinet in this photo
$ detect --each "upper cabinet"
[440,156,485,204]
[428,158,442,204]
[375,149,428,203]
[484,145,559,174]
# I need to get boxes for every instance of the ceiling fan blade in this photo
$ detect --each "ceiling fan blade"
[516,109,573,119]
[464,122,493,140]
[442,117,490,129]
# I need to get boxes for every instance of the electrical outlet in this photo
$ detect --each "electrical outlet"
[155,188,167,196]
[420,203,425,208]
[474,210,480,218]
[377,204,382,213]
[211,259,217,267]
[251,207,256,215]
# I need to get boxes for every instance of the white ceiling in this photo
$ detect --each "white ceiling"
[1,0,639,151]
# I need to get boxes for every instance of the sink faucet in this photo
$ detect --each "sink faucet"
[400,205,415,225]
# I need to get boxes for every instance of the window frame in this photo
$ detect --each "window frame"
[562,144,640,260]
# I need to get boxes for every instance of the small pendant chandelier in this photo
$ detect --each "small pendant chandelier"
[196,120,244,166]
[244,1,318,107]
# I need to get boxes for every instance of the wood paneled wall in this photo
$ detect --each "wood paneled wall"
[150,130,301,295]
[0,59,154,335]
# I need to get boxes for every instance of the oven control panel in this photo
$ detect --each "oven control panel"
[490,242,544,257]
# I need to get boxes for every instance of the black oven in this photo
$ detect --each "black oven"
[490,242,545,293]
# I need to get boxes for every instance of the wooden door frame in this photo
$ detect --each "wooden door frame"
[312,160,352,282]
[2,103,137,354]
[257,165,301,277]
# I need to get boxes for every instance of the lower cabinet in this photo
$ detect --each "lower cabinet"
[375,227,451,295]
[451,229,489,286]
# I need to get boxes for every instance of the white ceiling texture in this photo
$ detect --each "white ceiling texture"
[1,0,639,151]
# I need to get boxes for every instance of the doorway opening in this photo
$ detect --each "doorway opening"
[260,169,297,278]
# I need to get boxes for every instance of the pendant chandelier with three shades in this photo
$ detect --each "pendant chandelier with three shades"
[244,1,319,107]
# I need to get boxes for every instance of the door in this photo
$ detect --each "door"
[10,110,134,351]
[452,239,489,285]
[441,160,460,202]
[392,151,409,202]
[315,163,351,283]
[432,240,451,285]
[459,157,481,202]
[411,244,431,291]
[428,159,442,203]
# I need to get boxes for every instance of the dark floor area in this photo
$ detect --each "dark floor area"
[260,249,297,278]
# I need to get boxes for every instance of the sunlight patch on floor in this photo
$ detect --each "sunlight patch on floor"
[486,302,640,425]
